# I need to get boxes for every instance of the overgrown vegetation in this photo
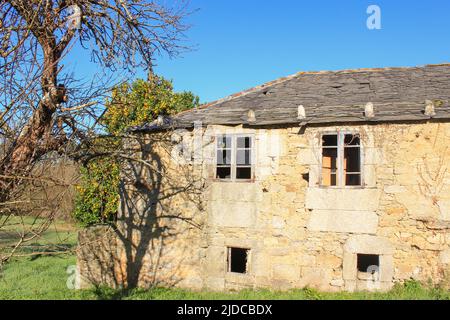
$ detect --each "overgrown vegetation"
[103,77,199,135]
[73,75,199,226]
[72,159,121,227]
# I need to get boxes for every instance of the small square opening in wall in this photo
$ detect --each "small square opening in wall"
[227,247,249,274]
[357,254,379,273]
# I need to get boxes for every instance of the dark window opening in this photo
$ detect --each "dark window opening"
[323,134,338,146]
[344,148,361,172]
[228,247,249,274]
[236,167,252,180]
[346,174,361,186]
[344,134,361,186]
[217,167,231,179]
[357,254,379,273]
[344,134,360,146]
[302,173,310,183]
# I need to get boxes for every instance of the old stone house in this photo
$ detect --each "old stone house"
[78,63,450,292]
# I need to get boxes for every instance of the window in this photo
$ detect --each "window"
[357,254,379,273]
[227,247,249,274]
[216,135,253,180]
[321,132,362,187]
[216,136,232,179]
[322,135,338,186]
[344,134,362,186]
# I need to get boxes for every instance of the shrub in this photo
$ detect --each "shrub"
[72,75,199,227]
[73,158,120,226]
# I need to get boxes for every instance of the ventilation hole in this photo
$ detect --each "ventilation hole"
[228,247,249,274]
[357,254,379,273]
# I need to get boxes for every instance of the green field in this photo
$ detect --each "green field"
[2,254,450,300]
[1,218,449,300]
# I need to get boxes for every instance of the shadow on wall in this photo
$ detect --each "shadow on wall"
[78,134,206,290]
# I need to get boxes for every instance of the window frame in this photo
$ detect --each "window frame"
[216,135,233,180]
[320,131,364,188]
[215,134,255,182]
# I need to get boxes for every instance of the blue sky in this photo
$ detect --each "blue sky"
[154,0,450,103]
[69,0,450,103]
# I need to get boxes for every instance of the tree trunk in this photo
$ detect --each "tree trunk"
[1,44,61,199]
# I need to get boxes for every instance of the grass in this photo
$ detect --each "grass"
[1,217,449,300]
[0,216,77,251]
[0,255,93,300]
[105,282,450,300]
[1,253,449,300]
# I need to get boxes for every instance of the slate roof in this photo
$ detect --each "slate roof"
[131,63,450,132]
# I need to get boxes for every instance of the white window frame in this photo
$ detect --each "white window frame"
[320,131,364,188]
[215,134,255,182]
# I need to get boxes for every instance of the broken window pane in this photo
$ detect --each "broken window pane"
[217,150,231,165]
[237,136,251,149]
[236,167,252,180]
[323,135,338,146]
[344,147,360,172]
[216,167,231,179]
[344,134,360,146]
[228,247,249,274]
[236,149,251,165]
[217,136,232,149]
[346,174,361,186]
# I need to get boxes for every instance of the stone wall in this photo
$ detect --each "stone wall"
[78,122,450,292]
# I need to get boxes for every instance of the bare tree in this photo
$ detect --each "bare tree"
[0,0,191,264]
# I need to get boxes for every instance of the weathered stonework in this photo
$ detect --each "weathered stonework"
[78,122,450,292]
